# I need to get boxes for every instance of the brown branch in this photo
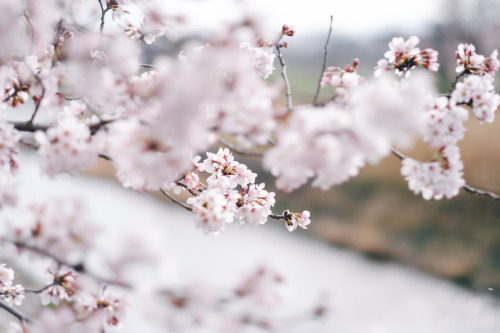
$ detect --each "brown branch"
[449,71,467,94]
[275,42,292,110]
[2,240,131,289]
[391,149,500,202]
[269,213,285,220]
[160,189,193,211]
[10,119,112,135]
[217,138,264,158]
[312,15,334,106]
[98,0,110,34]
[462,184,500,202]
[0,300,33,324]
[28,74,45,125]
[174,181,199,197]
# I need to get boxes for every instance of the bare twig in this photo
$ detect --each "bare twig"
[391,149,500,202]
[275,43,292,109]
[217,138,264,158]
[10,119,111,135]
[462,184,500,202]
[0,300,33,324]
[449,71,467,94]
[160,189,193,211]
[391,149,405,161]
[174,181,199,196]
[312,15,334,106]
[97,0,110,34]
[2,240,131,289]
[269,213,285,220]
[23,0,34,54]
[28,74,45,125]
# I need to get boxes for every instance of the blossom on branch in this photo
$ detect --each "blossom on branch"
[375,36,439,77]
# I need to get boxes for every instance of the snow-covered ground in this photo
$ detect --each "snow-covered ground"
[3,151,500,333]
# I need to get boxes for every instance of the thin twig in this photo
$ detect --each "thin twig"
[275,43,292,109]
[449,71,467,94]
[160,189,193,211]
[391,149,500,202]
[98,0,110,34]
[269,213,285,220]
[0,300,33,324]
[3,240,132,289]
[391,149,405,161]
[217,138,264,158]
[10,119,111,135]
[312,15,334,106]
[23,0,34,54]
[28,74,45,125]
[174,181,199,197]
[462,184,500,201]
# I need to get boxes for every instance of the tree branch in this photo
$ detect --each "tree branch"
[0,300,33,324]
[97,0,110,34]
[312,15,333,106]
[462,184,500,202]
[28,74,45,125]
[160,189,193,211]
[449,71,467,94]
[2,240,132,289]
[217,138,264,158]
[275,43,292,110]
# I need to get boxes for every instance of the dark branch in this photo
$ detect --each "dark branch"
[174,181,199,197]
[10,119,112,135]
[462,184,500,202]
[312,15,334,106]
[28,74,45,125]
[449,71,467,94]
[0,300,33,324]
[2,240,132,289]
[98,0,110,34]
[275,42,292,110]
[160,189,193,211]
[217,138,264,158]
[269,213,285,220]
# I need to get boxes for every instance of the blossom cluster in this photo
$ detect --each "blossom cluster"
[401,145,465,200]
[451,74,500,123]
[266,73,428,192]
[455,43,500,75]
[186,148,309,234]
[375,36,439,77]
[35,114,102,177]
[0,118,20,208]
[401,42,499,200]
[2,198,100,263]
[0,263,25,307]
[8,263,128,332]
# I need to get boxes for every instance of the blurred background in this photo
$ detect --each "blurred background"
[268,0,500,293]
[141,0,500,293]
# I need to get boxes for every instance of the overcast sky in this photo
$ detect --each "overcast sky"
[169,0,443,38]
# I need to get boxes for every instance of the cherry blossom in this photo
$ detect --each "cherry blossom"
[0,263,25,307]
[455,43,499,75]
[421,96,469,148]
[451,75,500,123]
[34,115,102,177]
[401,145,465,200]
[283,210,311,232]
[0,0,500,331]
[375,36,439,77]
[39,263,78,306]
